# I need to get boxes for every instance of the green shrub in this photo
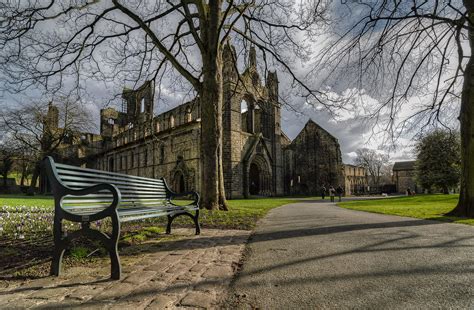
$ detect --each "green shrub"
[69,246,89,260]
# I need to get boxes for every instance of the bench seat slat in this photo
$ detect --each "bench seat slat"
[63,207,108,215]
[62,197,168,204]
[63,197,168,204]
[56,169,164,185]
[62,193,166,199]
[61,186,166,196]
[55,163,162,183]
[63,190,169,197]
[57,173,165,190]
[63,180,165,191]
[63,204,171,211]
[118,207,198,222]
[119,212,171,222]
[63,204,196,216]
[60,179,165,190]
[61,183,164,191]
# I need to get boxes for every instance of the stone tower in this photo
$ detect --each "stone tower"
[222,44,284,198]
[45,101,59,130]
[100,80,155,138]
[122,80,154,124]
[266,70,284,195]
[222,42,243,198]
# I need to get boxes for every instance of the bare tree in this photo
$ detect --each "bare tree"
[0,1,329,210]
[14,143,35,187]
[0,101,92,193]
[317,1,474,216]
[354,148,390,190]
[0,139,15,188]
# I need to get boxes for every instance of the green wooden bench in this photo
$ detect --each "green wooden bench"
[42,156,200,280]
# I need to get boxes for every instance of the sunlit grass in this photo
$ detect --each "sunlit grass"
[0,194,300,233]
[0,194,53,208]
[338,194,474,225]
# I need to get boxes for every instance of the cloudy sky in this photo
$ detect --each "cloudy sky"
[0,1,465,164]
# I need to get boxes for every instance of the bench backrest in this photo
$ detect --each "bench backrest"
[45,157,170,214]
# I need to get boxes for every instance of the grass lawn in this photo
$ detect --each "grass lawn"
[0,195,301,277]
[199,197,300,229]
[338,194,474,226]
[0,194,300,230]
[0,194,54,208]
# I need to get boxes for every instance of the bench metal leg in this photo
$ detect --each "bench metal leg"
[51,215,66,276]
[109,211,121,280]
[166,215,173,235]
[166,211,201,235]
[194,210,201,235]
[51,247,66,276]
[79,221,121,280]
[50,212,122,280]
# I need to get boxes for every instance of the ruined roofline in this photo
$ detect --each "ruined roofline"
[122,80,154,96]
[100,96,199,121]
[343,163,365,169]
[281,131,291,142]
[152,97,199,121]
[392,160,416,171]
[305,119,339,143]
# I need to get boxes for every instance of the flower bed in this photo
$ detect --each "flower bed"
[0,205,55,240]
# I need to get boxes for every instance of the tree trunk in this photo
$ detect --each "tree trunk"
[28,162,40,195]
[199,0,228,211]
[200,71,221,210]
[448,5,474,217]
[218,139,229,210]
[20,164,26,187]
[200,67,228,210]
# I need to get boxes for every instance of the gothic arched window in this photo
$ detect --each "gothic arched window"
[160,145,165,164]
[140,98,145,113]
[169,114,175,128]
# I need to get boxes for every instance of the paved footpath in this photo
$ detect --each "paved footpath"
[225,200,474,309]
[0,228,249,309]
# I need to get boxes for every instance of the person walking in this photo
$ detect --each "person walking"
[321,185,326,200]
[329,186,336,202]
[336,185,343,202]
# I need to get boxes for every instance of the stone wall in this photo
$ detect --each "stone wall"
[393,170,420,194]
[343,164,368,195]
[284,120,343,196]
[51,44,342,200]
[93,125,201,193]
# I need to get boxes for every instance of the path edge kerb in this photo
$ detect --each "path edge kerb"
[335,202,474,228]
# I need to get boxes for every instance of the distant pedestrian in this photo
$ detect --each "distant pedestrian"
[329,186,336,202]
[336,185,343,202]
[321,186,326,200]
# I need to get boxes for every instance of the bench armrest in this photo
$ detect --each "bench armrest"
[57,184,122,223]
[161,177,200,207]
[42,156,121,220]
[168,191,200,207]
[59,183,121,210]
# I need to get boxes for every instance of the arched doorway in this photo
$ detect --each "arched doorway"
[246,154,272,197]
[249,163,260,195]
[173,171,186,193]
[108,157,114,172]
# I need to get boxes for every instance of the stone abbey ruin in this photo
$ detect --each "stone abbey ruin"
[50,46,343,198]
